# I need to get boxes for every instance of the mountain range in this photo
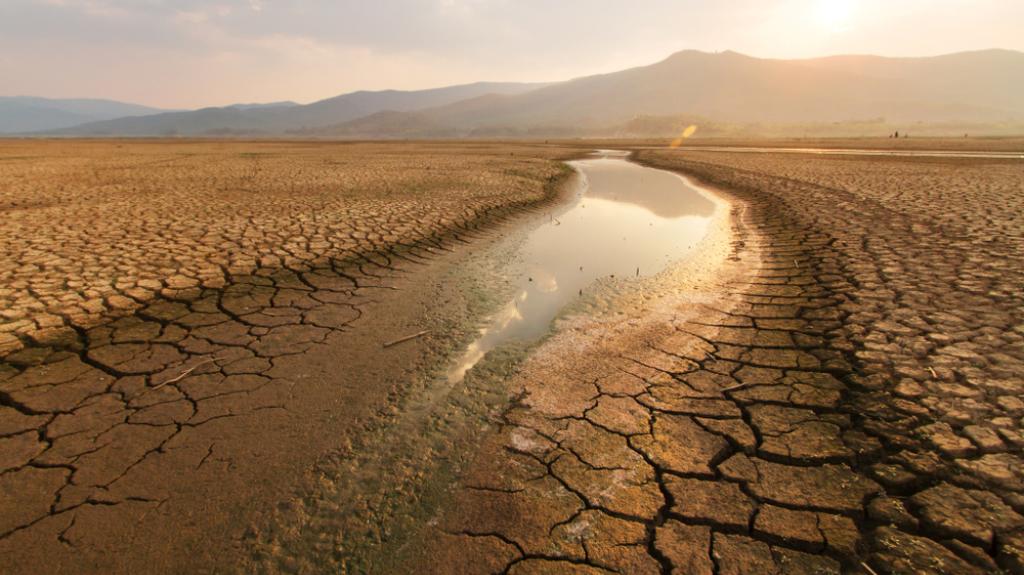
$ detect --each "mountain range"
[9,49,1024,138]
[0,97,172,133]
[43,82,549,137]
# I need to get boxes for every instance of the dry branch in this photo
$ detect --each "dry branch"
[151,358,217,391]
[383,330,431,348]
[860,562,880,575]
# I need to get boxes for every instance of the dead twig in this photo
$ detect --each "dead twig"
[383,330,431,348]
[151,358,217,391]
[860,561,880,575]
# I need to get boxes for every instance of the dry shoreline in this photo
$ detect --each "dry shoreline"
[390,164,774,573]
[247,156,742,573]
[633,149,1024,573]
[383,147,1024,574]
[0,142,582,573]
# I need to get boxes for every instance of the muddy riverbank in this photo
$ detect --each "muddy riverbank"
[384,147,1024,575]
[348,146,1024,575]
[238,152,733,572]
[0,142,580,573]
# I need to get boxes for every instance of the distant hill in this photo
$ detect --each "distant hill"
[226,101,300,111]
[0,97,170,133]
[31,49,1024,138]
[318,49,1024,137]
[50,82,551,136]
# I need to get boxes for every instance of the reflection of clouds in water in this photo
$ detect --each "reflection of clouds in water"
[448,156,715,384]
[496,297,524,328]
[532,270,559,293]
[447,292,525,382]
[448,342,484,383]
[580,160,715,219]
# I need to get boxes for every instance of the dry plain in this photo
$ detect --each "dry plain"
[0,139,578,572]
[400,144,1024,574]
[1,139,1023,574]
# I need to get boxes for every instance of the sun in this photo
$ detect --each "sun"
[816,0,854,32]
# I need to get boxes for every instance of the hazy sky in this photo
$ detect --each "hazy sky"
[2,0,1021,108]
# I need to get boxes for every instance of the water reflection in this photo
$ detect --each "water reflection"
[447,154,715,382]
[580,158,715,218]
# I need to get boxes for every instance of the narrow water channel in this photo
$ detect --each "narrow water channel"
[448,151,716,381]
[257,151,724,570]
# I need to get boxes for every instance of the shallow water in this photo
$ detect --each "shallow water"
[660,145,1024,159]
[448,152,715,381]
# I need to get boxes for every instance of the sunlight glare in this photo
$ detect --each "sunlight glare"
[816,0,855,33]
[669,124,698,148]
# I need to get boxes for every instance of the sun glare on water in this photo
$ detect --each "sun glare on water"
[816,0,855,32]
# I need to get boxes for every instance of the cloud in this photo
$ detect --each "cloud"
[34,0,133,18]
[2,0,1022,107]
[175,10,210,25]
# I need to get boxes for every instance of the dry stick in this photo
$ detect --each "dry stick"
[721,381,756,393]
[151,358,217,391]
[383,330,431,348]
[860,562,880,575]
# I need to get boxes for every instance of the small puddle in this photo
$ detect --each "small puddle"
[448,150,716,381]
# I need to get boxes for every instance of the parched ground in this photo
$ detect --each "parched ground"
[3,140,1023,574]
[0,140,575,572]
[0,139,570,351]
[406,148,1024,574]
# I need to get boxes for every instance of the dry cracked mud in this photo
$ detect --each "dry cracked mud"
[393,147,1024,574]
[0,140,577,572]
[3,140,1023,574]
[0,140,573,348]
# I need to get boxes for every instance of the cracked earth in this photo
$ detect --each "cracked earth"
[0,140,575,572]
[398,148,1024,574]
[2,141,1022,574]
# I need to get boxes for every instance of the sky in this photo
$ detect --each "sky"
[1,0,1021,109]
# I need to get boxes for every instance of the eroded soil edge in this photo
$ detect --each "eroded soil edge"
[0,163,574,573]
[386,151,1024,574]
